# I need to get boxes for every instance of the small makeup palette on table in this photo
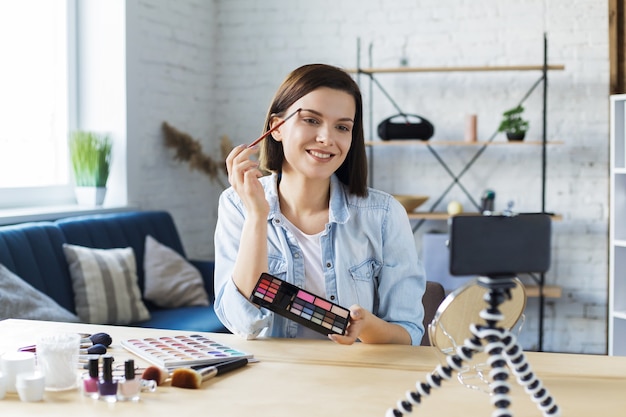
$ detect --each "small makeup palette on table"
[250,273,350,336]
[121,334,253,368]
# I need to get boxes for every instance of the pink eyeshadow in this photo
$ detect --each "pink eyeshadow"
[314,298,332,310]
[297,290,315,303]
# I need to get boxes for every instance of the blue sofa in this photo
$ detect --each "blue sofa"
[0,210,228,333]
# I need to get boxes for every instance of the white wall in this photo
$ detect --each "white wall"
[125,0,220,261]
[124,0,609,353]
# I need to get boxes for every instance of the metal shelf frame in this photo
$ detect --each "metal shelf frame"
[354,33,564,351]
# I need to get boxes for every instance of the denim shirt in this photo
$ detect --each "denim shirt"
[213,174,426,345]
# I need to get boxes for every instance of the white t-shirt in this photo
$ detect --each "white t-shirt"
[282,217,328,340]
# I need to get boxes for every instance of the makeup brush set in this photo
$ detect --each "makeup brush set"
[18,332,112,354]
[19,332,113,365]
[140,357,250,389]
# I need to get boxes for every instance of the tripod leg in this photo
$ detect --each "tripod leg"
[475,327,512,416]
[386,277,560,417]
[500,330,561,416]
[385,335,483,417]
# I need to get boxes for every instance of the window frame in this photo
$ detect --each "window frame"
[0,0,77,210]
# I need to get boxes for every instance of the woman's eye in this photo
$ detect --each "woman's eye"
[337,125,352,132]
[303,118,319,125]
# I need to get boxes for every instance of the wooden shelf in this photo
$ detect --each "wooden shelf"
[406,212,563,221]
[366,140,563,146]
[346,64,565,74]
[524,284,563,299]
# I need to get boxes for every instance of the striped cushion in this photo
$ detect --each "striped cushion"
[63,244,150,325]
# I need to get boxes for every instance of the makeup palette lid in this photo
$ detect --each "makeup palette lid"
[121,335,253,368]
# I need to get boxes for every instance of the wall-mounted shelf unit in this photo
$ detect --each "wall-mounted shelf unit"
[350,64,565,74]
[365,140,563,146]
[609,94,626,356]
[365,140,564,221]
[404,212,563,222]
[351,34,564,351]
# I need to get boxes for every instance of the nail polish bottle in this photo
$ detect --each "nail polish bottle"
[82,358,99,399]
[97,355,117,402]
[118,359,140,401]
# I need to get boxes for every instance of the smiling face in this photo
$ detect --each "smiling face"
[271,87,355,183]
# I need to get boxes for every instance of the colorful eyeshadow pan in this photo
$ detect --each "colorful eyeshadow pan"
[121,335,253,368]
[250,273,350,336]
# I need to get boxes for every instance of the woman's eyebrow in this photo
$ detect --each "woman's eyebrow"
[300,108,354,123]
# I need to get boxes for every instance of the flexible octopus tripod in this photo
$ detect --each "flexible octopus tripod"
[386,276,560,417]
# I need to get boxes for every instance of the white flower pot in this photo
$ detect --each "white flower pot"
[74,187,107,206]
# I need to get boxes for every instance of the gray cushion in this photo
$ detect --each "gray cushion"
[0,264,79,322]
[143,235,209,308]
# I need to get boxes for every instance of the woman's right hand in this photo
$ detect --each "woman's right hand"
[225,144,270,217]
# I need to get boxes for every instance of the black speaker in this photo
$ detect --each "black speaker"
[377,113,434,141]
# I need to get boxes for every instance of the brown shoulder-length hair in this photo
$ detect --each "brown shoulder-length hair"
[260,64,368,197]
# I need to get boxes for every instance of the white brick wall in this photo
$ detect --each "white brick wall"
[125,0,609,353]
[126,0,221,261]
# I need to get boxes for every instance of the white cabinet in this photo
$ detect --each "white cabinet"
[609,94,626,355]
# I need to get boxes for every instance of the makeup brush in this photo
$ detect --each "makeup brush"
[247,108,301,148]
[18,343,107,354]
[171,358,249,389]
[81,332,113,347]
[141,365,170,386]
[82,343,107,354]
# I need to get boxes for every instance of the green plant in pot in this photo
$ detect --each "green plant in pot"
[69,131,112,206]
[497,105,529,141]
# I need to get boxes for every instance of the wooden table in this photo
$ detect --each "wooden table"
[1,319,625,416]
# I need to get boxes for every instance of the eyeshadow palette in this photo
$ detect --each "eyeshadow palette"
[250,273,350,336]
[121,334,254,368]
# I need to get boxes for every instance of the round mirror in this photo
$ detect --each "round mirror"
[428,277,526,355]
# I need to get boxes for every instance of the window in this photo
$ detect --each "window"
[0,0,76,208]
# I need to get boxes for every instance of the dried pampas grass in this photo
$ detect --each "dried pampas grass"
[162,121,233,189]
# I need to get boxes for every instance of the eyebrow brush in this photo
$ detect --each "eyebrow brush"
[247,108,302,148]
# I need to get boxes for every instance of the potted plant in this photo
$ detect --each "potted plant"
[497,105,529,141]
[69,130,112,206]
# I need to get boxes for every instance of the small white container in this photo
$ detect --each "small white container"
[0,372,6,399]
[16,372,45,402]
[0,351,36,393]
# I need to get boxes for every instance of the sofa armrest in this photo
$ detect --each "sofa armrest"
[189,259,215,302]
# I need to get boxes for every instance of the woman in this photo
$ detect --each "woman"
[214,63,425,345]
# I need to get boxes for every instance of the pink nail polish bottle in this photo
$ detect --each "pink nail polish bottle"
[82,358,99,399]
[118,359,141,401]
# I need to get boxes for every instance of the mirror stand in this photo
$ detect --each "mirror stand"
[386,276,560,417]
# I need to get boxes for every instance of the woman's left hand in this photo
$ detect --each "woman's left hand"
[328,304,413,345]
[328,305,369,345]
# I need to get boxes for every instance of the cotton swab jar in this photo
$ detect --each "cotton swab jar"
[36,332,80,391]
